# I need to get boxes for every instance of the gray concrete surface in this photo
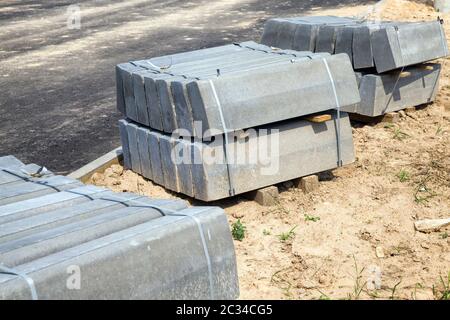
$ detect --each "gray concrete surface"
[345,63,442,117]
[261,17,448,71]
[120,113,355,201]
[120,42,359,135]
[0,155,239,300]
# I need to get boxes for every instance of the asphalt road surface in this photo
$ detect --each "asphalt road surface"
[0,0,374,173]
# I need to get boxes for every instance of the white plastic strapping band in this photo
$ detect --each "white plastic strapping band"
[110,200,216,300]
[0,166,216,300]
[0,265,38,300]
[208,79,236,196]
[383,66,405,113]
[322,58,343,167]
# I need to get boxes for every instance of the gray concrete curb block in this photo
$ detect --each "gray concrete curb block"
[67,147,123,182]
[0,155,239,299]
[345,63,442,117]
[260,16,449,73]
[119,113,355,201]
[116,41,360,135]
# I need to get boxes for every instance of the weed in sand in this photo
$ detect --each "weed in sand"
[397,169,410,182]
[271,268,294,298]
[413,175,438,203]
[411,283,423,300]
[231,219,246,241]
[390,280,402,300]
[414,182,437,204]
[347,255,366,300]
[392,128,410,140]
[278,226,297,242]
[304,214,320,222]
[433,272,450,300]
[440,232,448,240]
[263,229,271,236]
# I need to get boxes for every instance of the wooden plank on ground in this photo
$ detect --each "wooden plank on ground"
[305,114,332,123]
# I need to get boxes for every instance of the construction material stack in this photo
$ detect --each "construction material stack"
[116,41,360,201]
[0,155,238,299]
[261,16,448,117]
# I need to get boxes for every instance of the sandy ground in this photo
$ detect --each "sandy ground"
[88,0,450,300]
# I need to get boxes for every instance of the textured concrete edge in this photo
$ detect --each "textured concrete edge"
[67,147,123,182]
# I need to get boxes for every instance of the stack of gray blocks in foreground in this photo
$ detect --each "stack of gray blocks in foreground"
[116,41,359,201]
[261,16,448,117]
[0,155,239,300]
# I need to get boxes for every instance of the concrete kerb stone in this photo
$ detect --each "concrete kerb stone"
[67,147,124,182]
[371,20,449,73]
[119,111,355,201]
[188,53,359,137]
[0,206,239,300]
[260,17,449,72]
[0,157,239,300]
[343,63,442,117]
[116,42,360,136]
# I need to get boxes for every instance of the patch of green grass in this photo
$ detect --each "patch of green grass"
[231,219,246,241]
[316,288,331,300]
[414,175,438,204]
[278,226,297,242]
[392,128,410,140]
[433,272,450,300]
[414,183,437,204]
[436,125,443,136]
[390,280,402,300]
[304,214,320,222]
[366,289,380,299]
[411,283,423,300]
[271,268,294,298]
[440,232,449,240]
[263,229,271,236]
[397,169,410,182]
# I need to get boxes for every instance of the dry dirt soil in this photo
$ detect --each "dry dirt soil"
[89,0,450,300]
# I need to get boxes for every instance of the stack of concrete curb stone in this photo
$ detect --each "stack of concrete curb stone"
[0,155,239,300]
[116,41,358,135]
[119,114,355,201]
[116,41,360,201]
[261,16,448,117]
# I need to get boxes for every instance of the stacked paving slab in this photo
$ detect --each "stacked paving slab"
[261,16,448,117]
[116,41,360,201]
[116,41,358,135]
[0,155,239,299]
